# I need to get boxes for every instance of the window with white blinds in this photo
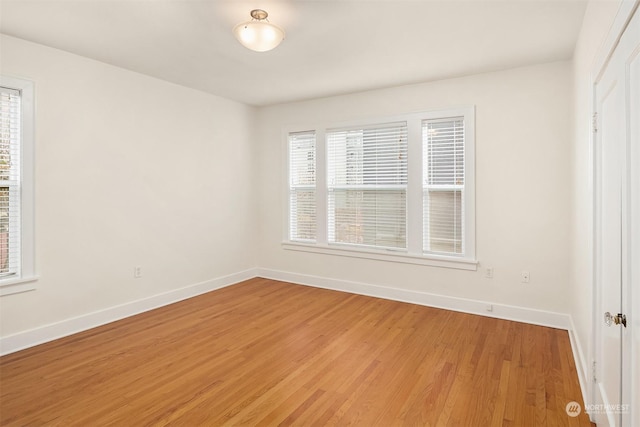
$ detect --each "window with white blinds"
[0,76,36,295]
[327,123,407,249]
[284,107,475,270]
[288,131,316,242]
[0,87,22,279]
[423,117,465,255]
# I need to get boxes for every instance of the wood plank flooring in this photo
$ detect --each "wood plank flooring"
[0,278,592,426]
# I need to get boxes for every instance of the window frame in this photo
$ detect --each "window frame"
[0,76,37,296]
[283,107,476,271]
[421,110,475,258]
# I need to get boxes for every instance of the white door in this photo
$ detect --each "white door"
[593,5,639,427]
[623,7,640,427]
[594,41,624,427]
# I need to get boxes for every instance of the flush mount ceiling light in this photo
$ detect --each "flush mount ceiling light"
[233,9,285,52]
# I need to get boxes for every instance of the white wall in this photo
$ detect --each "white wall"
[570,0,622,397]
[0,35,256,338]
[1,10,612,356]
[256,61,573,314]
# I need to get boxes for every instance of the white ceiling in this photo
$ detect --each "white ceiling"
[0,0,587,106]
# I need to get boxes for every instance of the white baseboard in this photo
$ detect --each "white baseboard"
[255,268,571,330]
[568,316,590,411]
[0,268,256,356]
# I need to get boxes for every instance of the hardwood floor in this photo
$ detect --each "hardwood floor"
[0,278,592,426]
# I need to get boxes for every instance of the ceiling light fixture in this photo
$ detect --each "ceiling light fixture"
[233,9,285,52]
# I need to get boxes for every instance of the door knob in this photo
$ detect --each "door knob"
[604,312,627,327]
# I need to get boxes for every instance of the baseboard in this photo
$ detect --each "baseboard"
[568,316,591,411]
[0,268,256,356]
[255,268,571,330]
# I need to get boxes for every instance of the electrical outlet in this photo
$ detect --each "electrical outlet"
[134,266,142,278]
[485,268,494,279]
[486,304,494,312]
[521,271,530,283]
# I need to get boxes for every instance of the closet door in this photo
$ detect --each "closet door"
[593,5,639,426]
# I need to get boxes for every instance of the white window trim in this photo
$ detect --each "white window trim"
[0,75,37,296]
[283,107,476,271]
[282,241,477,270]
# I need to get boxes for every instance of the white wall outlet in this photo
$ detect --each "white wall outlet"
[521,270,530,283]
[134,266,142,278]
[486,304,494,312]
[485,268,494,278]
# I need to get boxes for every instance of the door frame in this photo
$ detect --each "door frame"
[590,0,640,424]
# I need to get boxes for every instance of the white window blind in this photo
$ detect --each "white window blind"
[327,123,407,249]
[423,117,465,255]
[289,131,316,242]
[0,86,22,278]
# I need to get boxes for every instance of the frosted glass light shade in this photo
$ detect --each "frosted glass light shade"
[233,10,285,52]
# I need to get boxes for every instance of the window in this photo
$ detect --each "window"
[327,123,407,249]
[285,107,475,270]
[288,131,316,242]
[423,117,465,255]
[0,76,36,295]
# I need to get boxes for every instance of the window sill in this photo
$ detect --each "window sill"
[282,242,478,271]
[0,276,39,296]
